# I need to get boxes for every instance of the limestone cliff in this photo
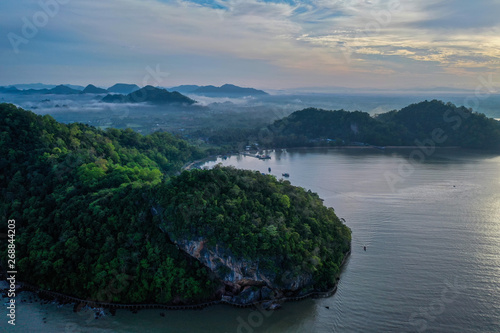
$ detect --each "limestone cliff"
[168,236,315,305]
[152,166,352,307]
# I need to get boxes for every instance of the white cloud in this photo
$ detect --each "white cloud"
[1,0,500,89]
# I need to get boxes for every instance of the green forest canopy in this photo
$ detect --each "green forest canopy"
[158,166,351,290]
[0,103,350,303]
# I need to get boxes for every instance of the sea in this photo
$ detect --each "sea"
[2,147,499,332]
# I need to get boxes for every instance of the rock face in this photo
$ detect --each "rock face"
[175,238,271,284]
[171,237,314,305]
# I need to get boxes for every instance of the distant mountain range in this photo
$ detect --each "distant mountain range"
[0,84,82,95]
[4,83,86,90]
[167,85,201,94]
[168,84,268,96]
[102,85,196,105]
[0,83,268,97]
[1,83,481,97]
[0,83,141,95]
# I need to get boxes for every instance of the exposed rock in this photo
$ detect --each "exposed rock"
[231,286,260,305]
[173,238,278,287]
[165,236,319,304]
[261,301,273,310]
[215,285,226,299]
[238,279,267,288]
[260,286,273,300]
[268,302,282,310]
[224,281,241,295]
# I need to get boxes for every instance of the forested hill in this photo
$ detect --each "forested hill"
[102,85,196,105]
[0,103,350,305]
[157,166,351,293]
[0,103,213,303]
[261,100,500,149]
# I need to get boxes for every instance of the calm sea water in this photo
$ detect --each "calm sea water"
[2,148,499,332]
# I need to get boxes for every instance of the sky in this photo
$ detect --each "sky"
[1,0,500,90]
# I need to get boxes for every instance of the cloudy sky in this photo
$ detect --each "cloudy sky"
[1,0,499,90]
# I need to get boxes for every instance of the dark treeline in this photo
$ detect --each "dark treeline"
[196,100,500,150]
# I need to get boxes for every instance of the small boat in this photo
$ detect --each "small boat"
[282,173,290,177]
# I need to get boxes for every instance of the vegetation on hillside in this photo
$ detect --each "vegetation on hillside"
[0,103,215,303]
[0,103,350,303]
[158,166,351,290]
[262,100,500,149]
[198,100,500,150]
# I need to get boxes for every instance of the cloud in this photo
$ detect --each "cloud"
[1,0,500,89]
[411,0,500,29]
[295,1,500,74]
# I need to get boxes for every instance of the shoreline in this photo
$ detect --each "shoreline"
[3,249,351,312]
[182,145,463,171]
[260,145,462,150]
[181,155,221,171]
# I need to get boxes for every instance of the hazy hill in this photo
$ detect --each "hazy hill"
[193,84,268,96]
[167,85,200,93]
[101,94,128,103]
[0,84,82,95]
[46,84,81,95]
[166,84,268,96]
[107,83,141,94]
[7,83,85,90]
[102,85,196,105]
[0,86,20,93]
[6,83,55,90]
[82,84,108,94]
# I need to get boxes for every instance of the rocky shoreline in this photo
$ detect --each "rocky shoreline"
[1,249,350,313]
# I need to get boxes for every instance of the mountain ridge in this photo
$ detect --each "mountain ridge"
[167,84,268,96]
[82,84,108,94]
[102,85,196,105]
